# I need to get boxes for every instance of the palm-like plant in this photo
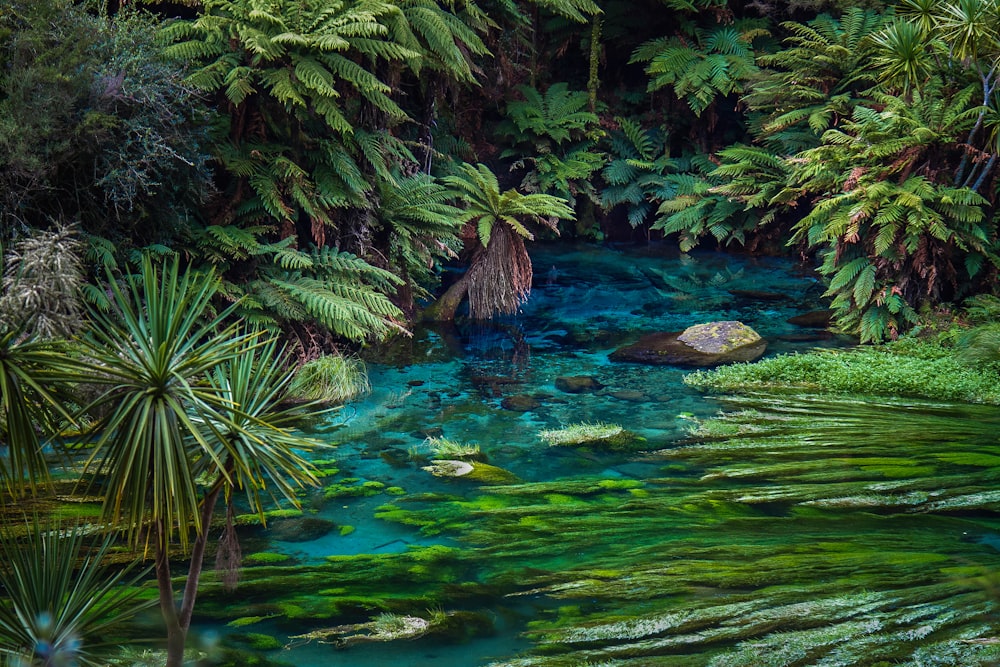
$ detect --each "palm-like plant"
[0,228,85,496]
[871,18,937,96]
[0,519,154,667]
[199,336,326,587]
[0,331,78,497]
[76,256,324,667]
[875,0,1000,190]
[424,163,574,321]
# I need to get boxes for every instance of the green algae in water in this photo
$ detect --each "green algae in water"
[191,248,1000,666]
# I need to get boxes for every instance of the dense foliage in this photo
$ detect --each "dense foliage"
[4,0,1000,343]
[6,0,1000,660]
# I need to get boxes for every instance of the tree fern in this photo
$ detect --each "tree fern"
[652,147,785,252]
[161,0,418,250]
[496,83,605,207]
[600,118,678,228]
[527,0,601,23]
[791,169,994,341]
[381,0,490,83]
[633,19,769,117]
[499,83,600,147]
[425,162,574,321]
[221,245,406,343]
[373,172,464,300]
[744,9,886,153]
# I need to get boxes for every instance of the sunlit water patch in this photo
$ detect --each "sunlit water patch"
[192,244,1000,666]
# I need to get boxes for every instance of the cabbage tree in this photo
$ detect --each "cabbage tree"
[76,256,323,667]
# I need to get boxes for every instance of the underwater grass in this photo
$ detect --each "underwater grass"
[684,341,1000,403]
[472,396,1000,665]
[539,423,640,450]
[193,394,1000,666]
[425,436,482,459]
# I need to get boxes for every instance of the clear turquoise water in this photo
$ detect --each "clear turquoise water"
[198,243,1000,666]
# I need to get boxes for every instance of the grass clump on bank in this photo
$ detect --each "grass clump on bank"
[289,353,370,405]
[684,340,1000,404]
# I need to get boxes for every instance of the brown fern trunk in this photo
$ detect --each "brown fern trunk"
[422,272,471,322]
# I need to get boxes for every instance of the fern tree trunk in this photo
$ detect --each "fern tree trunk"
[422,272,471,322]
[587,15,602,113]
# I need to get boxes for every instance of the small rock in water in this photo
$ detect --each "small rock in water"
[787,309,834,327]
[555,376,604,393]
[608,390,648,402]
[610,321,766,367]
[501,394,541,412]
[268,517,335,542]
[380,448,412,468]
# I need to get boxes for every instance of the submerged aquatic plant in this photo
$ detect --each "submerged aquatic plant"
[425,436,482,460]
[194,390,1000,666]
[539,422,639,449]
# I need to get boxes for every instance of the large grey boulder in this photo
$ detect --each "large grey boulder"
[609,320,766,367]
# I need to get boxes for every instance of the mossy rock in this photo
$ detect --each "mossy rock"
[267,517,335,542]
[422,460,519,484]
[610,321,766,367]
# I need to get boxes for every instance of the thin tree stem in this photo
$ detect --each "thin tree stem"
[178,479,226,632]
[156,520,186,667]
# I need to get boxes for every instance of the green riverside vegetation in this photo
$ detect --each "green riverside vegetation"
[5,0,1000,664]
[686,339,1000,404]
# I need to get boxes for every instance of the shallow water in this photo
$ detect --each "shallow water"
[197,243,1000,666]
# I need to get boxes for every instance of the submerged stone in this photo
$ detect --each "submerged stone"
[609,321,766,367]
[501,394,542,411]
[267,517,335,543]
[608,390,648,403]
[787,309,834,327]
[555,376,604,393]
[471,374,523,397]
[728,288,787,301]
